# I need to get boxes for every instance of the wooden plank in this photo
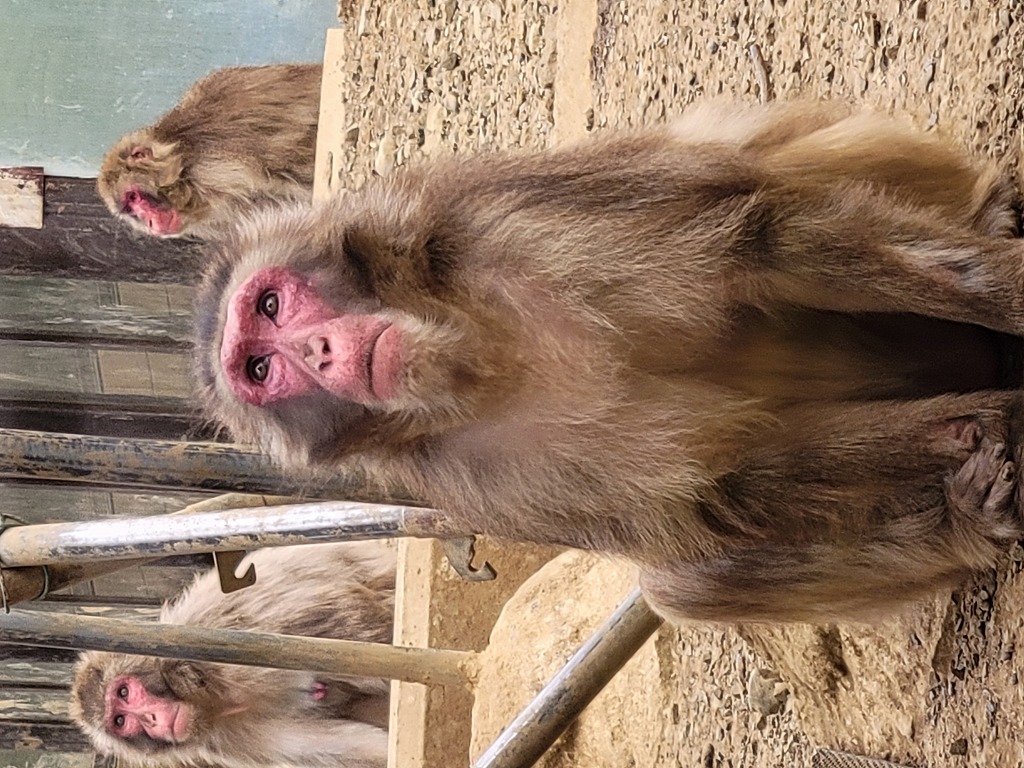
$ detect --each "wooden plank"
[39,594,163,608]
[91,565,201,602]
[0,177,202,284]
[0,486,211,526]
[0,688,68,722]
[0,723,91,753]
[20,604,160,621]
[0,390,205,441]
[0,646,78,665]
[0,747,93,767]
[0,275,190,350]
[0,168,43,229]
[0,661,71,688]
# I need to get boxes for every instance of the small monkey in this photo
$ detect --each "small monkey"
[195,101,1024,624]
[98,63,321,239]
[69,541,394,768]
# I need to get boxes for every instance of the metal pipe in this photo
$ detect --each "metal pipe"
[0,427,411,500]
[0,501,465,567]
[0,609,476,687]
[472,588,664,768]
[0,494,302,606]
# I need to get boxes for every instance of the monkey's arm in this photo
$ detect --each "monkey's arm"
[457,116,1024,341]
[739,190,1024,338]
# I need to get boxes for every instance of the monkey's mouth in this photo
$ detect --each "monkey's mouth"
[169,704,189,743]
[366,323,399,400]
[121,186,182,237]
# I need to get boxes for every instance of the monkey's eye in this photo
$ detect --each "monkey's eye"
[117,685,129,699]
[247,355,271,384]
[257,290,279,320]
[113,714,125,729]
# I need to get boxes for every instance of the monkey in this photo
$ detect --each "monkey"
[69,541,394,768]
[97,63,321,240]
[194,100,1024,625]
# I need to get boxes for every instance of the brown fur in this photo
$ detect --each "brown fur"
[196,101,1024,624]
[97,64,321,240]
[69,542,394,768]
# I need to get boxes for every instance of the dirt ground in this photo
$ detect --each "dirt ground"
[328,1,1024,765]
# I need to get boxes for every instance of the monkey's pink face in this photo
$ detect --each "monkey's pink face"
[221,267,404,407]
[106,676,190,744]
[120,185,182,237]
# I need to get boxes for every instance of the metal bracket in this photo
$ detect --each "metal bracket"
[441,536,497,581]
[214,550,257,593]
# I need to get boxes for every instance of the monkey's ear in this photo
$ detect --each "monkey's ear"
[159,659,206,698]
[123,138,183,188]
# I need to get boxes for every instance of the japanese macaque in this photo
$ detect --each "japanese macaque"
[195,101,1024,624]
[69,541,394,768]
[97,63,321,239]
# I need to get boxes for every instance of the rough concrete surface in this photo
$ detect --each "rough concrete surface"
[326,1,1024,765]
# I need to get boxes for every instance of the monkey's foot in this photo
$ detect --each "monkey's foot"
[946,438,1020,542]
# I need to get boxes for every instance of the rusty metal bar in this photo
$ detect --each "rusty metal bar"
[0,501,464,567]
[0,495,295,606]
[472,588,663,768]
[0,428,411,500]
[0,609,477,687]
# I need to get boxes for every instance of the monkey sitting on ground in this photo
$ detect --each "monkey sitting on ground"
[97,63,321,240]
[69,541,394,768]
[195,100,1024,625]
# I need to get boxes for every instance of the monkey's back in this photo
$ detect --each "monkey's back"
[153,64,321,183]
[161,541,395,644]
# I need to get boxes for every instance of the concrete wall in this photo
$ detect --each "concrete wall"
[0,0,335,177]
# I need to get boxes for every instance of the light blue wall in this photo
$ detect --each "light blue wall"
[0,0,335,177]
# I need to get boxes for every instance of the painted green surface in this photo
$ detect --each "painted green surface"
[0,0,334,177]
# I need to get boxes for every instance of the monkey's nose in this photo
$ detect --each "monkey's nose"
[303,336,332,372]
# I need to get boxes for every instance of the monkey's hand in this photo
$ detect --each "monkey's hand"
[945,438,1020,543]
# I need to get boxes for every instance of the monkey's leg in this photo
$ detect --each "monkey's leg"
[258,720,387,767]
[752,193,1024,336]
[640,397,1021,624]
[675,101,1019,238]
